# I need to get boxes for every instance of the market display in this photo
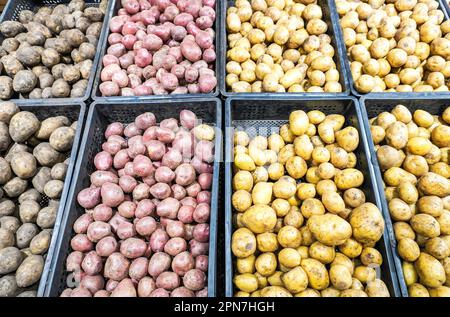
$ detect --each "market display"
[0,0,107,99]
[337,0,450,93]
[226,0,343,93]
[0,101,77,297]
[60,110,214,297]
[231,109,390,297]
[369,105,450,297]
[99,0,217,96]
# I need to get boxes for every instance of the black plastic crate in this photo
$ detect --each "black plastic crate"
[44,98,222,297]
[219,0,350,97]
[329,0,450,98]
[443,0,450,15]
[91,0,220,101]
[360,96,450,297]
[0,102,86,297]
[0,0,112,104]
[224,96,401,297]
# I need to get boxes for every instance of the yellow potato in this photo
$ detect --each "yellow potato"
[273,177,296,199]
[338,238,363,259]
[414,253,446,288]
[235,153,256,171]
[349,203,385,245]
[309,241,336,264]
[233,170,253,191]
[307,213,352,246]
[300,198,325,218]
[322,192,345,214]
[236,255,256,274]
[330,264,352,290]
[260,286,293,297]
[301,258,330,290]
[365,279,390,297]
[418,172,450,197]
[360,247,383,267]
[353,266,376,284]
[232,190,253,212]
[334,168,364,190]
[232,228,256,258]
[257,232,279,252]
[289,110,309,136]
[296,183,316,200]
[255,252,277,277]
[277,225,302,248]
[397,238,421,262]
[242,204,277,234]
[285,156,307,179]
[278,248,302,268]
[251,182,273,205]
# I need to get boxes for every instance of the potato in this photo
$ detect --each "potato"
[301,258,329,290]
[14,254,44,288]
[414,253,446,288]
[330,264,352,290]
[277,226,302,248]
[232,228,256,258]
[49,126,75,151]
[9,111,40,143]
[0,247,24,275]
[10,151,36,179]
[33,143,63,167]
[309,241,335,264]
[234,273,258,293]
[307,214,352,246]
[350,203,385,244]
[30,230,51,255]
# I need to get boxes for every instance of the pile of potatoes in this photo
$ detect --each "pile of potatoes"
[0,0,107,100]
[226,0,342,93]
[231,109,390,297]
[0,101,77,297]
[61,110,215,297]
[337,0,450,93]
[369,105,450,297]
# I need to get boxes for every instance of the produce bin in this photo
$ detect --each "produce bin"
[329,0,450,98]
[224,96,402,297]
[4,102,86,297]
[443,0,450,16]
[219,0,350,97]
[360,95,450,297]
[91,0,221,101]
[0,0,113,104]
[44,98,222,297]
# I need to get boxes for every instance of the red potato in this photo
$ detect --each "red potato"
[104,252,130,281]
[184,224,195,240]
[196,287,208,297]
[156,271,180,290]
[128,138,147,159]
[143,65,157,79]
[127,64,143,78]
[171,251,194,276]
[141,10,157,26]
[177,205,194,224]
[177,0,190,11]
[179,110,197,129]
[195,31,212,49]
[191,156,213,174]
[162,149,183,170]
[108,43,127,58]
[161,118,179,131]
[87,221,112,242]
[195,255,208,272]
[196,16,213,30]
[203,0,215,7]
[110,16,126,33]
[164,5,180,20]
[118,201,137,218]
[156,0,172,11]
[90,171,119,187]
[119,175,138,193]
[174,13,194,27]
[171,287,194,297]
[96,236,118,257]
[133,40,145,50]
[108,135,127,147]
[122,22,138,35]
[183,269,206,291]
[118,8,128,15]
[202,48,216,63]
[101,182,124,208]
[193,203,210,223]
[124,123,143,138]
[153,25,171,42]
[112,70,130,88]
[135,29,147,41]
[132,154,154,177]
[138,0,151,10]
[71,233,94,252]
[164,237,187,256]
[148,252,171,277]
[181,197,197,209]
[135,199,156,218]
[73,214,94,234]
[100,81,120,96]
[198,74,217,93]
[103,54,120,67]
[146,140,166,160]
[93,204,113,222]
[171,65,185,80]
[123,0,140,14]
[175,163,196,186]
[152,50,167,70]
[171,184,186,200]
[135,216,157,236]
[149,182,171,200]
[150,288,170,297]
[193,223,209,242]
[162,55,177,72]
[102,141,122,156]
[116,222,136,240]
[189,239,208,257]
[60,289,72,297]
[149,228,169,252]
[186,21,201,36]
[199,5,215,19]
[185,67,199,84]
[111,279,137,297]
[114,149,130,169]
[135,112,156,130]
[106,279,119,292]
[196,191,211,204]
[186,182,201,197]
[109,213,130,232]
[119,52,135,69]
[187,83,200,94]
[155,166,175,183]
[120,237,147,259]
[184,2,201,18]
[192,60,208,69]
[132,183,151,201]
[134,85,152,96]
[166,220,186,237]
[70,287,92,297]
[124,162,136,176]
[77,187,101,210]
[106,123,125,138]
[156,127,175,143]
[66,251,84,272]
[198,173,212,190]
[171,25,187,41]
[135,48,153,68]
[157,197,181,219]
[108,34,123,46]
[138,276,156,297]
[81,251,103,276]
[93,290,110,297]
